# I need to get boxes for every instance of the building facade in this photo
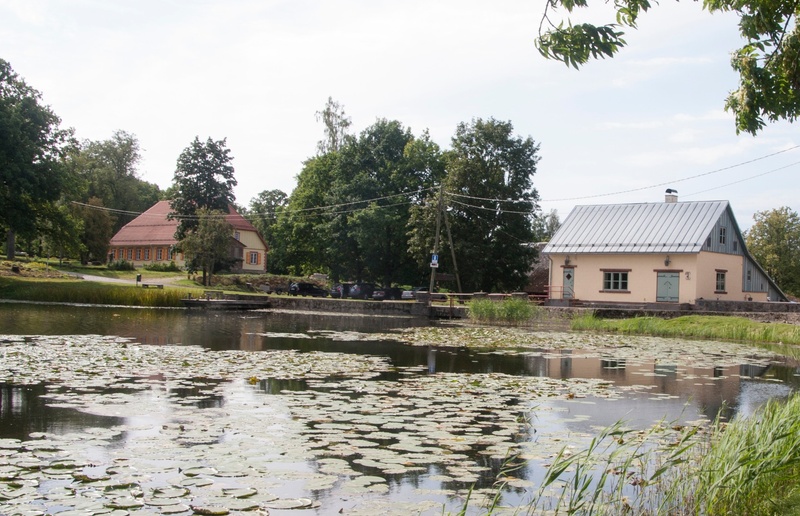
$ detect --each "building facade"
[108,201,268,273]
[542,195,786,304]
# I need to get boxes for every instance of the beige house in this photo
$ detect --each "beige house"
[542,193,786,305]
[109,201,268,273]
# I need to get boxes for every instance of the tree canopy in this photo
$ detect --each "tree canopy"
[536,0,800,134]
[746,206,800,296]
[412,118,541,292]
[170,136,237,240]
[180,208,234,286]
[0,58,74,258]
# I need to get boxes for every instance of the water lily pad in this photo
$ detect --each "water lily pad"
[264,497,314,509]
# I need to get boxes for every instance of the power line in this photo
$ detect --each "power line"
[541,144,800,202]
[683,160,800,198]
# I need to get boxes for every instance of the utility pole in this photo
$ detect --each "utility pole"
[443,209,462,293]
[428,185,443,301]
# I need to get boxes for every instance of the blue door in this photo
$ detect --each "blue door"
[656,272,679,302]
[563,268,575,299]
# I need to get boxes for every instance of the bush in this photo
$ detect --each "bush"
[143,261,182,272]
[107,260,136,271]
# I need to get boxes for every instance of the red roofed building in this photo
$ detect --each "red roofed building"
[108,201,268,273]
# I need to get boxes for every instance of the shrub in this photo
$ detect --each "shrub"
[107,260,136,271]
[143,261,182,272]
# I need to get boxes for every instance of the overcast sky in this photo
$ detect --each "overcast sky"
[2,0,797,230]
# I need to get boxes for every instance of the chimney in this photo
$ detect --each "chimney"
[665,188,678,203]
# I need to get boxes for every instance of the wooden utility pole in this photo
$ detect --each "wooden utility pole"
[428,185,444,299]
[443,209,462,293]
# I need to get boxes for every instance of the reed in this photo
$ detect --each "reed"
[689,395,800,515]
[467,298,538,324]
[571,313,800,345]
[469,395,800,515]
[0,277,194,307]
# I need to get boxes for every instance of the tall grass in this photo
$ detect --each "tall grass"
[0,277,194,307]
[468,298,538,324]
[464,394,800,515]
[571,313,800,345]
[688,395,800,515]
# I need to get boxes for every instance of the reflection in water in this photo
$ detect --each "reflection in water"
[0,383,126,441]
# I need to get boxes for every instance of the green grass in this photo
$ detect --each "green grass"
[467,297,538,324]
[571,313,800,345]
[0,276,196,307]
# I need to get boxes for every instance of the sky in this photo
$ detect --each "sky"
[2,0,798,231]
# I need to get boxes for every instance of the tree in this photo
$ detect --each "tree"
[412,118,541,293]
[535,0,800,134]
[532,209,561,242]
[71,130,160,233]
[169,137,237,240]
[0,58,74,258]
[315,97,352,155]
[746,206,800,296]
[72,197,113,264]
[180,208,233,286]
[247,189,287,242]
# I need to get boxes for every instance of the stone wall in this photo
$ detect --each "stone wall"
[695,299,800,313]
[268,296,431,317]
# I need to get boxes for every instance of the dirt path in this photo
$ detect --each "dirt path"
[62,272,185,286]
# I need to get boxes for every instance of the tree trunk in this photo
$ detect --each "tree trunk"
[6,229,15,260]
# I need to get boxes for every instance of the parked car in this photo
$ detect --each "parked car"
[330,283,354,299]
[402,286,447,301]
[289,282,329,297]
[348,283,375,300]
[372,287,404,301]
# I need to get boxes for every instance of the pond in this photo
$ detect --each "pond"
[0,302,798,515]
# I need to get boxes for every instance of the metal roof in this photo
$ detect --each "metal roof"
[542,201,729,254]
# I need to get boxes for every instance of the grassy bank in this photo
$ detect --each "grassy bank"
[0,276,195,307]
[571,313,800,345]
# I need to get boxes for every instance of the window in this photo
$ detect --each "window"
[109,250,116,261]
[234,231,241,241]
[127,249,132,260]
[746,269,752,282]
[168,248,173,260]
[716,271,726,292]
[733,240,738,252]
[719,227,727,245]
[157,248,163,261]
[136,249,142,260]
[603,271,629,291]
[144,249,150,260]
[248,251,259,265]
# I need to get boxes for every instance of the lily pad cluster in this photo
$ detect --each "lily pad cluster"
[0,330,790,515]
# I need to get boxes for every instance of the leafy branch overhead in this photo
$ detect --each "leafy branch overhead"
[536,0,800,134]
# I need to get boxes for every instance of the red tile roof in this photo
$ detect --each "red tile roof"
[110,200,267,249]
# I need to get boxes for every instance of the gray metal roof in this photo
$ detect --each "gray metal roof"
[542,201,729,254]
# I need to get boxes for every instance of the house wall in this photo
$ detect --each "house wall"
[547,253,701,304]
[236,230,267,273]
[546,251,768,304]
[696,251,767,302]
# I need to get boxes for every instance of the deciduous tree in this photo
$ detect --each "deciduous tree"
[536,0,800,134]
[180,208,233,286]
[746,206,800,296]
[169,136,237,240]
[0,58,74,258]
[426,118,540,292]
